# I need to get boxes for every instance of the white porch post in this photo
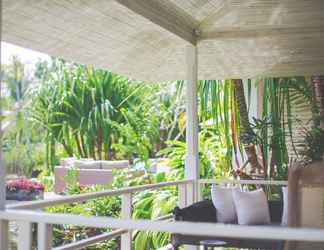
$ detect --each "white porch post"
[0,19,9,248]
[0,155,8,249]
[184,43,199,250]
[0,167,8,250]
[185,44,199,205]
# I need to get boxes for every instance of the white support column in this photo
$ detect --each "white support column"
[37,223,52,250]
[0,15,9,248]
[185,44,199,205]
[0,163,8,250]
[184,44,199,250]
[0,161,5,210]
[121,193,132,250]
[17,221,33,250]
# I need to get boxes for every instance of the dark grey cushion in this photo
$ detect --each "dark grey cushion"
[172,200,216,222]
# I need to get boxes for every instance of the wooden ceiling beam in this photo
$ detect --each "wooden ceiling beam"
[114,0,197,45]
[198,26,324,40]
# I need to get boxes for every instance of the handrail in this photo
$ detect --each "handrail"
[2,178,292,250]
[1,209,324,242]
[7,179,286,210]
[199,179,288,186]
[7,179,192,210]
[51,214,172,250]
[53,229,127,250]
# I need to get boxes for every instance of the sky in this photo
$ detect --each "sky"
[1,41,49,66]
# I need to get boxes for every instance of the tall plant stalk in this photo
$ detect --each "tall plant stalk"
[233,79,262,174]
[198,80,242,169]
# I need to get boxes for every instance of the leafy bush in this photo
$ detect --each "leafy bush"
[159,130,230,181]
[3,142,46,177]
[31,60,182,172]
[299,127,324,163]
[45,183,121,248]
[46,169,177,249]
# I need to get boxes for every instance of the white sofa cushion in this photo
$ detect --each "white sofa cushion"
[281,186,288,226]
[211,186,238,223]
[233,188,271,225]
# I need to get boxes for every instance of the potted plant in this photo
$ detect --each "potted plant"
[6,177,44,201]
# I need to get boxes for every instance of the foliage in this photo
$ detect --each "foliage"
[45,165,124,248]
[132,173,177,250]
[46,170,176,250]
[299,127,324,163]
[46,184,121,248]
[198,80,242,170]
[3,142,33,176]
[32,61,146,167]
[31,60,183,171]
[46,127,228,250]
[3,54,321,250]
[159,132,229,181]
[1,55,31,102]
[258,77,317,179]
[112,99,160,166]
[1,56,46,176]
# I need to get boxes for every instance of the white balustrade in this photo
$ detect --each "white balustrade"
[3,179,317,250]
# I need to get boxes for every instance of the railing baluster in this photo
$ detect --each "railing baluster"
[38,223,52,250]
[0,219,9,250]
[121,193,132,250]
[178,183,187,208]
[17,221,32,250]
[186,181,196,205]
[197,182,204,201]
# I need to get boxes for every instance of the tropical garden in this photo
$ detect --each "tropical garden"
[1,54,324,249]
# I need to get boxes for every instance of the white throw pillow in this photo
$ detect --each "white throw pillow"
[282,187,288,226]
[211,186,238,223]
[232,188,271,225]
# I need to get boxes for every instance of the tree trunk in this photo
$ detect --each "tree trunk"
[233,79,262,174]
[61,140,73,157]
[80,135,88,158]
[312,76,324,129]
[74,134,84,158]
[97,128,103,160]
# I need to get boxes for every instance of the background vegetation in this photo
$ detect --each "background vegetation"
[1,55,320,249]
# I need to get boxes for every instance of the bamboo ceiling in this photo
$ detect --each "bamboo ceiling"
[2,0,324,81]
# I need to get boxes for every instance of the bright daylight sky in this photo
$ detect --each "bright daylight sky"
[1,41,50,66]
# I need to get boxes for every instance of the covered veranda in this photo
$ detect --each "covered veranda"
[1,0,324,249]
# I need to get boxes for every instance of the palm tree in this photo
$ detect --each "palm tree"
[232,79,262,174]
[3,56,30,102]
[312,76,324,129]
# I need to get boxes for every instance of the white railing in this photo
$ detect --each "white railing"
[1,179,324,250]
[197,179,288,201]
[199,179,288,185]
[1,179,193,250]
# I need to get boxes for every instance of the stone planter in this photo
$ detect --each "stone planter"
[6,188,44,201]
